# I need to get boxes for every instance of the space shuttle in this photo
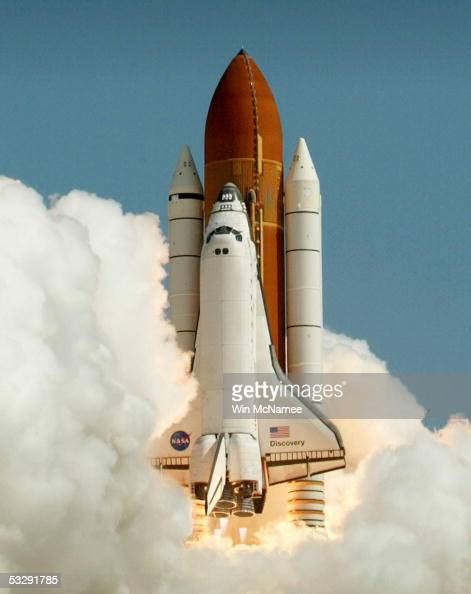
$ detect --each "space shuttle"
[152,50,345,532]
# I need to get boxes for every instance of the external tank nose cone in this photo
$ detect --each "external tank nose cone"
[205,50,282,165]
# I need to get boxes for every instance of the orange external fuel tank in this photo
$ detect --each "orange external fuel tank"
[204,50,285,368]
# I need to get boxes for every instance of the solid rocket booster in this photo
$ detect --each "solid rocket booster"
[168,146,204,351]
[204,50,285,368]
[285,138,326,527]
[285,138,323,374]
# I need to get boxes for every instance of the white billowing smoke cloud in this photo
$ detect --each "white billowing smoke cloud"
[0,177,194,592]
[0,177,469,593]
[323,330,426,468]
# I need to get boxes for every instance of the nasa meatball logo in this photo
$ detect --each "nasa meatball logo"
[170,430,190,451]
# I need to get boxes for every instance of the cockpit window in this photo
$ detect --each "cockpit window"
[219,190,235,202]
[206,226,242,243]
[217,186,242,202]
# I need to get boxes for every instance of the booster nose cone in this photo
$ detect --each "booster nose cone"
[286,138,319,184]
[169,145,203,196]
[286,138,319,183]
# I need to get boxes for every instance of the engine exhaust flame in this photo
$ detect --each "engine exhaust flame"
[238,527,248,545]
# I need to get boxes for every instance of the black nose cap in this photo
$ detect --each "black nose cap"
[217,182,243,203]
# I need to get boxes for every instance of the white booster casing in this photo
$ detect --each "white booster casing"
[285,138,325,527]
[287,477,325,528]
[285,137,323,373]
[168,146,204,352]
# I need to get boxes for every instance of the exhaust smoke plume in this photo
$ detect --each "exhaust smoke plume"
[0,177,469,593]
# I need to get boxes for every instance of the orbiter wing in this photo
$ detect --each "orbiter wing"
[254,281,346,485]
[150,389,202,485]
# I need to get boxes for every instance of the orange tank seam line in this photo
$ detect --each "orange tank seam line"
[241,53,260,194]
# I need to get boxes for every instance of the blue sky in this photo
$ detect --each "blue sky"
[1,0,469,375]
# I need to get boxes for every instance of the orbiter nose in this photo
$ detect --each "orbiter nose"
[216,182,243,203]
